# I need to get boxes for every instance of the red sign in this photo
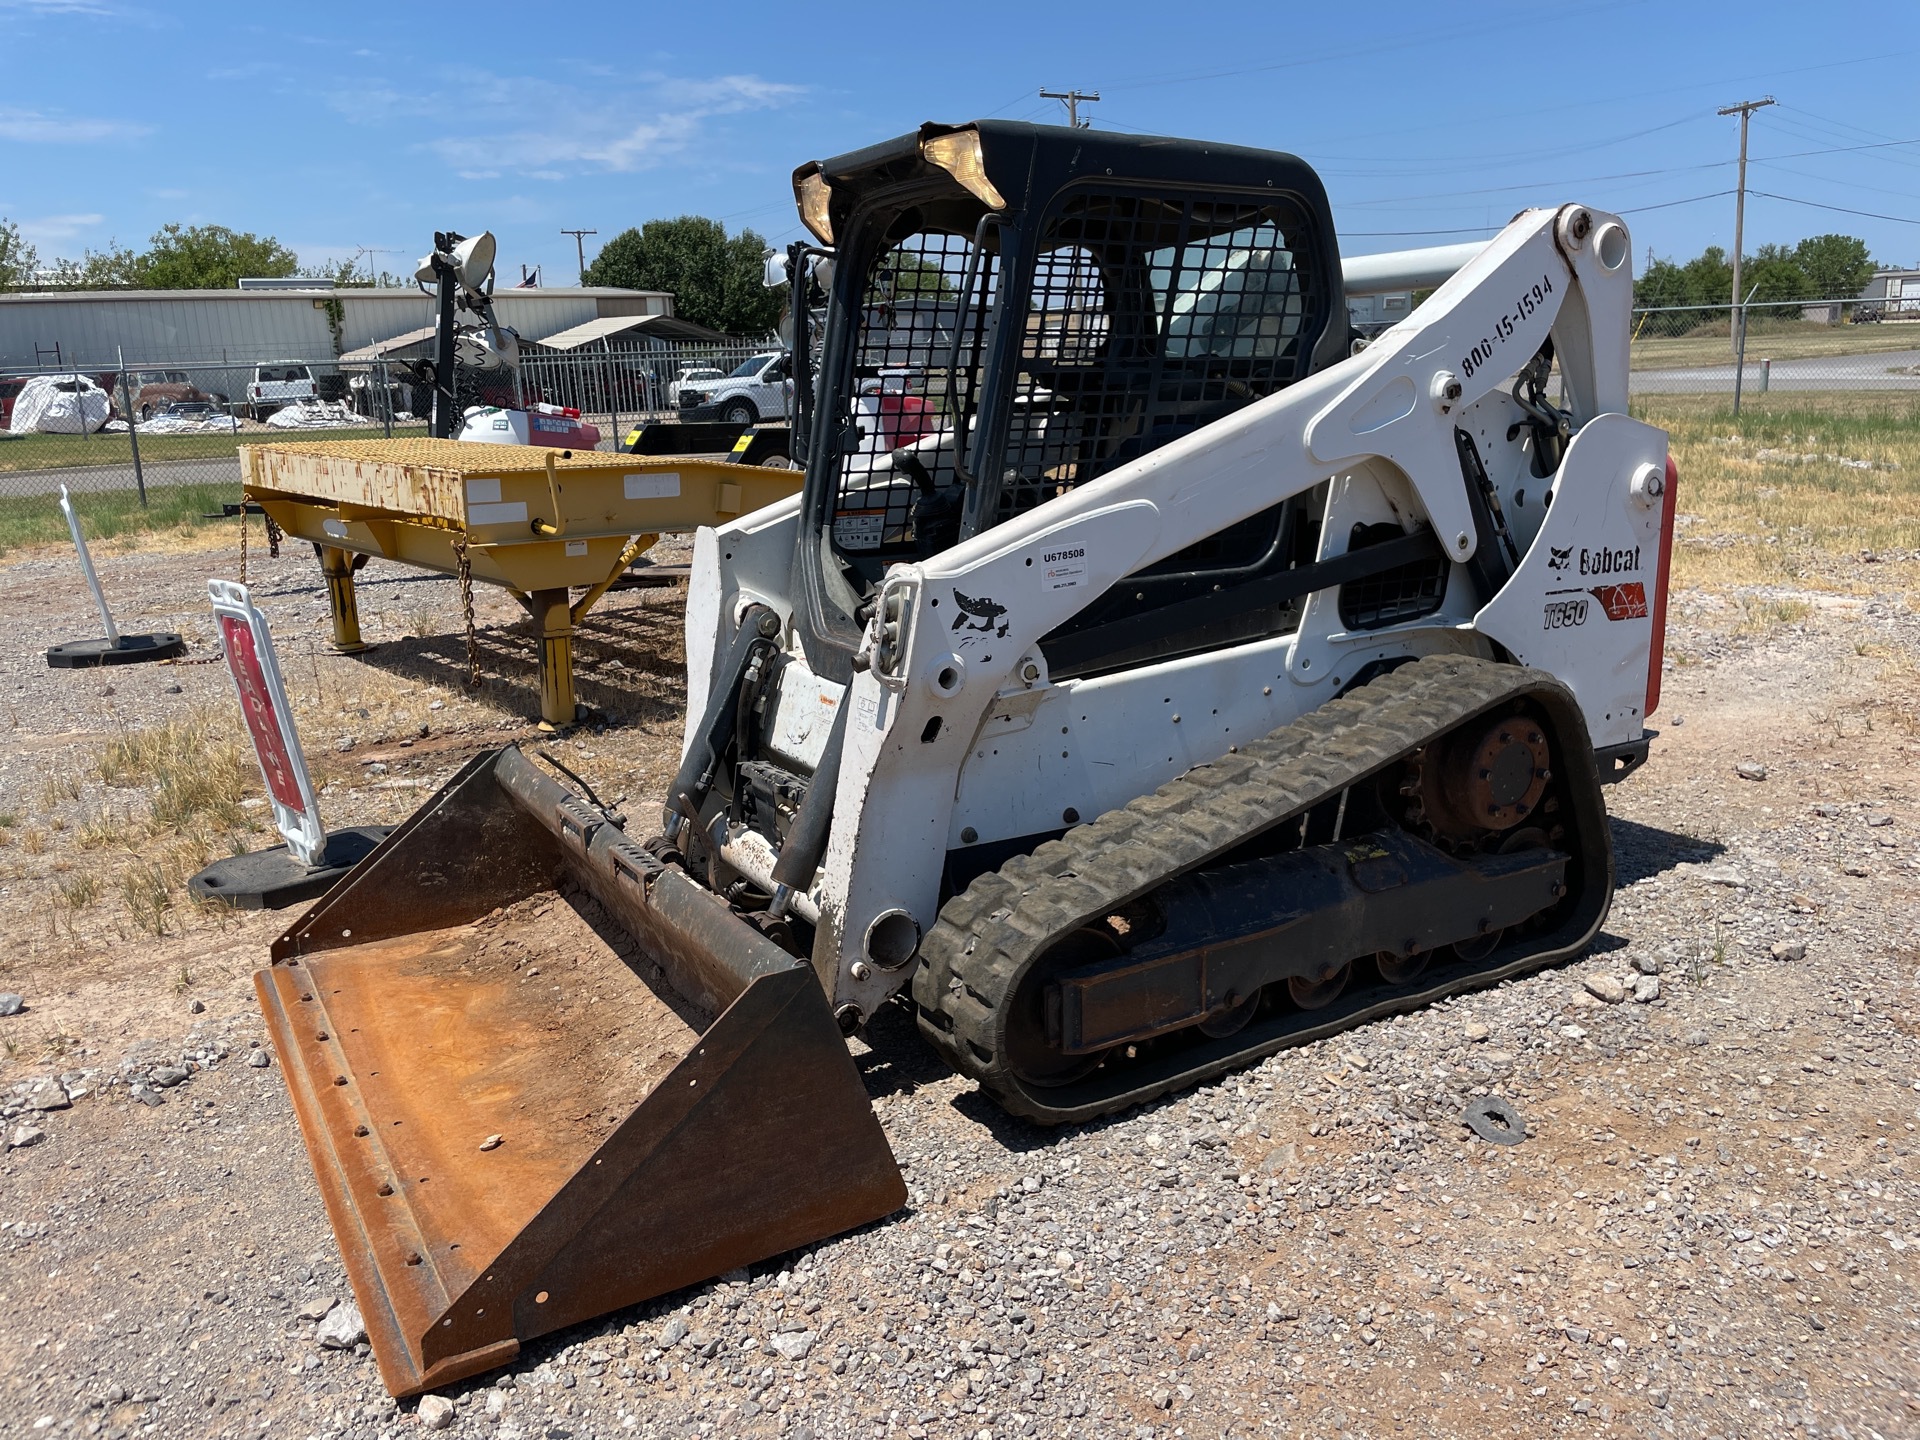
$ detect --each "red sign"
[219,612,307,812]
[1589,582,1648,622]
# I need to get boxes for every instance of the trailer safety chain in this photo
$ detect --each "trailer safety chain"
[453,536,482,689]
[238,504,249,587]
[263,512,283,559]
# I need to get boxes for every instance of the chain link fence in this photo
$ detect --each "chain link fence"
[0,340,787,503]
[1629,298,1920,398]
[0,358,432,502]
[9,303,1911,504]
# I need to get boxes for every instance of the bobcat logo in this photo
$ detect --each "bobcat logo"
[1547,545,1573,572]
[951,590,1010,638]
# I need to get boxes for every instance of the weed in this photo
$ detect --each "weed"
[21,827,47,856]
[409,605,439,640]
[120,860,172,936]
[57,872,100,908]
[172,963,194,995]
[0,811,16,828]
[39,771,83,807]
[1736,596,1813,633]
[97,711,252,832]
[76,809,121,851]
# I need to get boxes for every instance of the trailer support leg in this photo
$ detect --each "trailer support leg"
[532,586,576,728]
[320,546,370,654]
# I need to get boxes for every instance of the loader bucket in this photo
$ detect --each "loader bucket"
[255,746,905,1397]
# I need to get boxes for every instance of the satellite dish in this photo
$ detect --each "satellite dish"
[450,231,496,292]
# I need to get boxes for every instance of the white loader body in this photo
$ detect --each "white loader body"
[685,203,1669,1022]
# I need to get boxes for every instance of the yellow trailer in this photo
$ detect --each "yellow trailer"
[241,438,799,726]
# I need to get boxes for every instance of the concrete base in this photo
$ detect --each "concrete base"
[188,825,394,910]
[46,632,189,668]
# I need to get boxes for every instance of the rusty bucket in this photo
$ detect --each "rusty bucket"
[255,747,904,1396]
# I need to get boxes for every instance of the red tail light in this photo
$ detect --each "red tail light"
[1644,454,1679,718]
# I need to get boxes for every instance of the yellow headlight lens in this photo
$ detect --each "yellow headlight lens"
[921,130,1007,211]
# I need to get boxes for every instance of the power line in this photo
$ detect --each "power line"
[1341,189,1740,238]
[1746,190,1920,226]
[1618,190,1739,214]
[1751,159,1920,201]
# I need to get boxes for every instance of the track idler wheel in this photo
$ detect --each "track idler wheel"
[1007,927,1119,1088]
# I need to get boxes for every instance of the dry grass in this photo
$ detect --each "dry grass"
[81,709,261,932]
[1630,319,1920,371]
[1637,393,1920,591]
[98,710,253,832]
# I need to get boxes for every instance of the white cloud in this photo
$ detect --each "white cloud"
[16,212,106,245]
[0,0,121,13]
[0,107,149,144]
[329,68,802,178]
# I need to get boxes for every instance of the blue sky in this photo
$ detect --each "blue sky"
[2,0,1915,286]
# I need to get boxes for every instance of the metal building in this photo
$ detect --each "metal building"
[0,285,675,372]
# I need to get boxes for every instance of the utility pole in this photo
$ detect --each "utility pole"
[1040,88,1100,129]
[1718,95,1774,414]
[561,228,598,285]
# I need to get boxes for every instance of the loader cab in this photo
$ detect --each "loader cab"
[789,121,1349,679]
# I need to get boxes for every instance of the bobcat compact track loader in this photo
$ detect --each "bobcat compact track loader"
[257,120,1674,1395]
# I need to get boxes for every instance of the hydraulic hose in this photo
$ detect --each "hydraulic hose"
[767,691,851,917]
[662,604,777,840]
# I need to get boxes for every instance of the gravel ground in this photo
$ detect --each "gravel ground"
[1,531,1917,1440]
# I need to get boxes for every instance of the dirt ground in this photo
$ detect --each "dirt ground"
[0,521,1917,1440]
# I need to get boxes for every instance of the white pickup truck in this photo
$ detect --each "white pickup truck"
[246,362,317,421]
[675,352,791,425]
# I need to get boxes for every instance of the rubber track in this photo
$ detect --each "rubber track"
[912,655,1611,1124]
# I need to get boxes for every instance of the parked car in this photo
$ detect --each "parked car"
[676,352,790,424]
[673,366,725,389]
[0,376,27,431]
[112,368,228,419]
[246,362,318,420]
[1850,306,1884,325]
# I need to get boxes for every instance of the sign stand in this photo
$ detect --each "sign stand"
[45,485,188,668]
[188,579,391,909]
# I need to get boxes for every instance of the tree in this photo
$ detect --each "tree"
[1792,233,1874,300]
[584,217,784,336]
[43,243,140,289]
[1633,256,1690,310]
[0,218,37,291]
[136,223,297,289]
[1743,243,1809,304]
[1678,246,1733,308]
[884,253,959,300]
